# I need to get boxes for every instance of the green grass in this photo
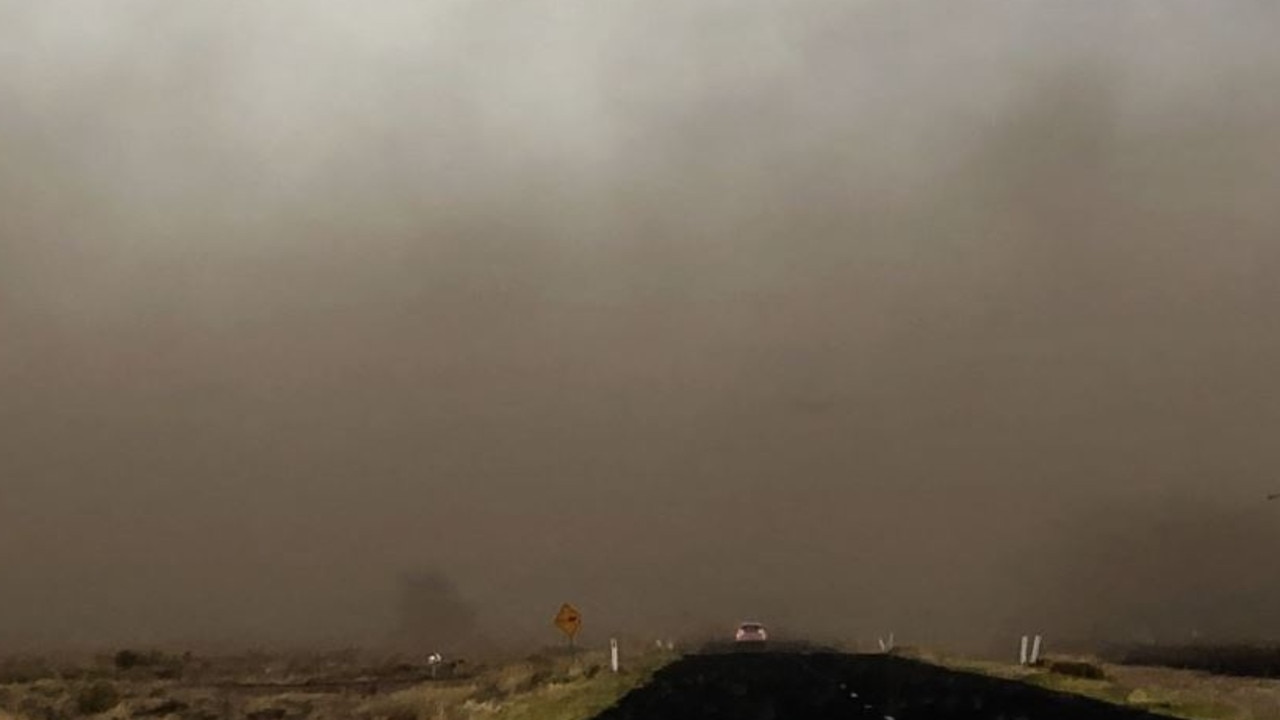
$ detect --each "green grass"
[1023,671,1245,720]
[484,658,664,720]
[928,654,1269,720]
[356,650,676,720]
[1024,671,1132,704]
[1117,686,1242,720]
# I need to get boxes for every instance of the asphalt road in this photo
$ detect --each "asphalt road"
[594,652,1167,720]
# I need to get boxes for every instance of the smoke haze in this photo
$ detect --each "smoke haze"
[3,1,1280,654]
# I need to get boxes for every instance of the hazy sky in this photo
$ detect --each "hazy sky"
[3,1,1280,654]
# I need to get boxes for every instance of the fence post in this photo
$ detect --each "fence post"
[1030,635,1042,665]
[1019,636,1029,665]
[611,638,619,673]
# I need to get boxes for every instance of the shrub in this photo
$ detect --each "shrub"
[1048,660,1107,680]
[75,682,120,715]
[113,651,143,671]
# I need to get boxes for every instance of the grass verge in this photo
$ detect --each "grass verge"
[358,650,675,720]
[908,649,1280,720]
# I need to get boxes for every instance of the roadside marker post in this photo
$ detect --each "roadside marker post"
[1030,635,1043,665]
[1019,636,1029,665]
[610,638,619,673]
[877,633,895,653]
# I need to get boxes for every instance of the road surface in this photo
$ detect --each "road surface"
[594,652,1165,720]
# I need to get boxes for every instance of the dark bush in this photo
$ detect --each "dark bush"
[75,681,120,715]
[1047,660,1107,679]
[113,650,143,671]
[470,682,506,703]
[1108,644,1280,678]
[113,649,184,679]
[134,699,190,717]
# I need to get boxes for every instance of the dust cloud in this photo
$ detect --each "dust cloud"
[2,2,1280,655]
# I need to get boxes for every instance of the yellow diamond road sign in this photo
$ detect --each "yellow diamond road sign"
[554,603,582,639]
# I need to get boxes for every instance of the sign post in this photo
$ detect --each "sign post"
[554,603,583,650]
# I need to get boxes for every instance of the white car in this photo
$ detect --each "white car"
[734,622,768,643]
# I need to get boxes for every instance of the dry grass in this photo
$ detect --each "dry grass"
[1106,664,1280,720]
[355,650,673,720]
[469,652,668,720]
[0,649,675,720]
[927,651,1280,720]
[360,684,480,720]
